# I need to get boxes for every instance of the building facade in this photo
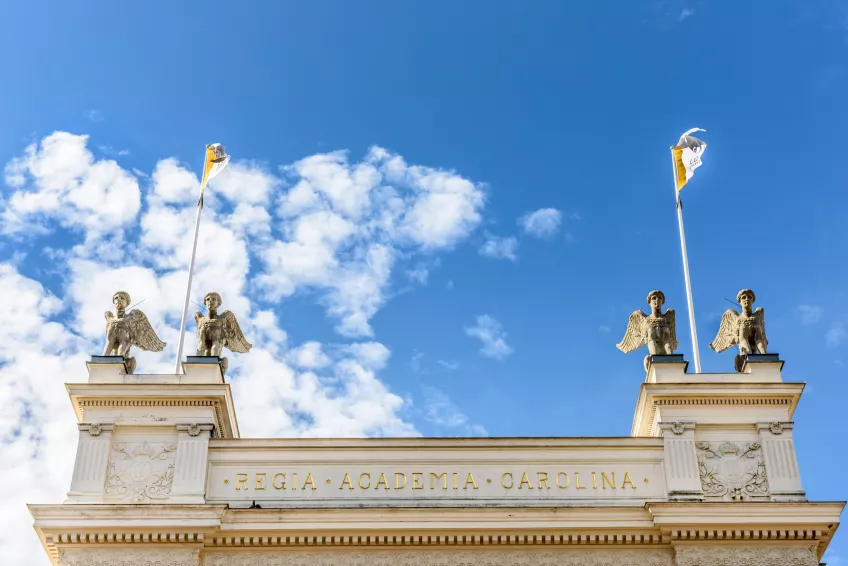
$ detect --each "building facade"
[29,355,843,565]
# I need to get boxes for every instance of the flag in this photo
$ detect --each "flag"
[200,143,231,195]
[673,128,707,190]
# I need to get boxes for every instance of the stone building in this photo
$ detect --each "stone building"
[29,354,843,565]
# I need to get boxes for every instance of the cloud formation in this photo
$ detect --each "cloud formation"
[519,208,561,238]
[465,314,513,359]
[0,132,488,564]
[479,233,518,261]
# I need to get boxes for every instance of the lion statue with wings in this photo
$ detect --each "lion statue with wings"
[709,288,767,372]
[616,290,678,371]
[195,291,252,375]
[102,291,166,374]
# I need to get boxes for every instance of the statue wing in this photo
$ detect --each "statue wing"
[665,308,679,352]
[709,309,739,353]
[755,307,768,349]
[616,311,647,354]
[220,310,253,354]
[125,310,167,352]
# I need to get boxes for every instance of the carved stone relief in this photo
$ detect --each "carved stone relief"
[104,441,177,502]
[695,441,769,501]
[674,545,818,566]
[201,549,673,566]
[58,548,199,566]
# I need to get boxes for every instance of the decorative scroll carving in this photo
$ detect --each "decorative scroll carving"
[695,441,769,501]
[670,422,685,435]
[104,441,177,502]
[770,422,785,435]
[674,545,818,566]
[202,549,673,566]
[88,423,103,437]
[58,548,199,566]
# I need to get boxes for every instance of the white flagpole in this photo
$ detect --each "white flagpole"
[671,148,702,373]
[173,156,208,374]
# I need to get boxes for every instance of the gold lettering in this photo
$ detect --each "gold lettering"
[464,472,478,490]
[236,473,248,491]
[575,472,587,489]
[273,473,286,490]
[339,473,354,490]
[255,473,267,490]
[621,471,636,489]
[303,473,316,490]
[375,473,390,490]
[601,472,616,489]
[453,472,458,490]
[501,472,514,489]
[395,473,407,489]
[556,472,569,488]
[592,471,597,489]
[412,472,424,490]
[537,472,550,489]
[358,473,371,489]
[518,472,534,489]
[431,472,447,489]
[291,473,297,491]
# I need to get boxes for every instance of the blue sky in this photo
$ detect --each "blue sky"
[1,1,846,563]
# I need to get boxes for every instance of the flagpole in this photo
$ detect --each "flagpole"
[671,147,702,373]
[173,160,208,374]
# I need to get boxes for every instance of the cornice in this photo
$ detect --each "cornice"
[209,437,665,450]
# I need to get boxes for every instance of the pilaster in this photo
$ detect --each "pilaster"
[658,422,702,501]
[756,421,806,501]
[67,423,114,502]
[172,423,215,503]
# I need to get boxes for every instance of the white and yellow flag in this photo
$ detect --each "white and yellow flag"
[200,143,231,195]
[672,128,707,190]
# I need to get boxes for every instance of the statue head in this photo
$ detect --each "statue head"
[204,292,222,311]
[737,288,755,309]
[112,291,130,310]
[646,290,665,311]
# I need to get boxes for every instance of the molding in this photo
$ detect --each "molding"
[632,382,805,437]
[201,549,674,566]
[674,544,817,566]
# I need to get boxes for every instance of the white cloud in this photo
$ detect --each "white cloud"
[519,208,561,238]
[479,233,518,261]
[679,8,696,21]
[437,359,460,370]
[826,323,846,348]
[465,314,513,360]
[288,341,331,369]
[422,387,487,436]
[208,161,279,205]
[406,266,429,285]
[2,132,140,239]
[797,305,823,326]
[0,133,496,562]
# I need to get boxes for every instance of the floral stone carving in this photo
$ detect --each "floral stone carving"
[695,440,769,501]
[202,549,673,566]
[674,545,818,566]
[59,548,199,566]
[104,441,177,502]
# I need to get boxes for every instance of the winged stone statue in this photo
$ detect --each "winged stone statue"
[195,291,252,375]
[102,291,166,374]
[616,290,678,371]
[709,288,767,372]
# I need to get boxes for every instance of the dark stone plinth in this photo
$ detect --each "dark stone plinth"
[185,355,222,365]
[89,355,125,364]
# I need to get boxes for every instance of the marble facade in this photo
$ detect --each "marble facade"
[29,355,843,565]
